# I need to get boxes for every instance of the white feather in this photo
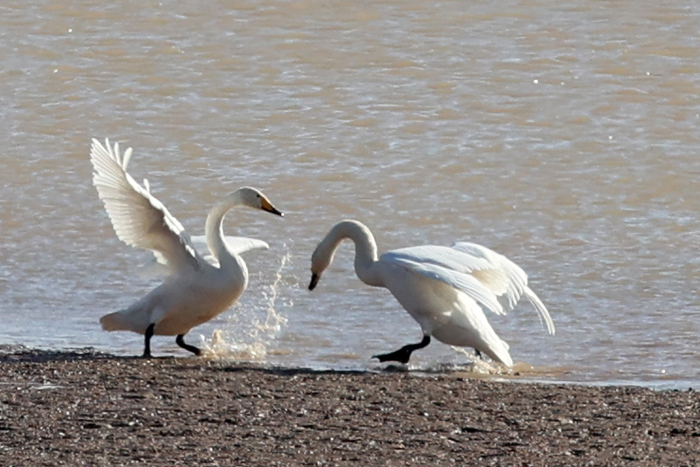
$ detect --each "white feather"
[91,138,283,357]
[91,138,201,272]
[309,220,554,367]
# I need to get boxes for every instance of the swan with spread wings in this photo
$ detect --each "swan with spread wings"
[90,138,283,357]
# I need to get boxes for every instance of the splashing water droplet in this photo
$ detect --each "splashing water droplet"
[201,247,292,360]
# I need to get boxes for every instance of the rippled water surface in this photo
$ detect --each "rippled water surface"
[1,0,699,389]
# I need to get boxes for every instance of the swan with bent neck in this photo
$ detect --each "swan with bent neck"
[308,220,554,366]
[91,139,283,358]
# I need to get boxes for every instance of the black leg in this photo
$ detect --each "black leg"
[176,334,201,356]
[475,348,483,359]
[372,335,431,364]
[142,323,155,359]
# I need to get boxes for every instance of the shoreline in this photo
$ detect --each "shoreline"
[2,343,693,391]
[1,349,699,466]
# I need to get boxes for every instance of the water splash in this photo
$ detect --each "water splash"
[253,250,290,336]
[201,248,291,361]
[441,347,515,376]
[423,347,572,381]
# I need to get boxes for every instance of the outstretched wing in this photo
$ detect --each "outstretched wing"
[381,245,506,316]
[90,138,203,273]
[382,243,555,335]
[452,242,555,334]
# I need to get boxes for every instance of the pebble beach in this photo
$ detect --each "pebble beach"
[1,349,698,466]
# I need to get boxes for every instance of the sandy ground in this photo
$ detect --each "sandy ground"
[0,349,698,466]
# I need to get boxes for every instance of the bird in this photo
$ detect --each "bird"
[90,138,283,358]
[308,220,554,367]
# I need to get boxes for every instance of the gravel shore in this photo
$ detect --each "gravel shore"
[1,349,698,466]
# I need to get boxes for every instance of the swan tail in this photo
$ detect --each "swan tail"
[523,286,555,335]
[100,309,149,334]
[100,311,130,332]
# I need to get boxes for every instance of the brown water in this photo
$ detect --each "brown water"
[1,0,699,388]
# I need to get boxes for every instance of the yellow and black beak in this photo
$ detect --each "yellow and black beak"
[308,273,320,291]
[261,198,284,217]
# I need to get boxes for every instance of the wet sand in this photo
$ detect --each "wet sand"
[1,349,698,466]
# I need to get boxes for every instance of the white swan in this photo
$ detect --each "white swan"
[308,220,554,367]
[90,138,283,358]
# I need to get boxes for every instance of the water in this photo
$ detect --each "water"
[1,0,699,390]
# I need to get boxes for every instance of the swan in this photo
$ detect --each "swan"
[90,138,283,358]
[308,220,554,367]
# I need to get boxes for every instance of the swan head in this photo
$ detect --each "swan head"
[309,242,334,291]
[309,251,328,291]
[308,220,378,291]
[234,187,284,216]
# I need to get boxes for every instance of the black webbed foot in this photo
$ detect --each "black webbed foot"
[372,335,431,364]
[373,347,413,364]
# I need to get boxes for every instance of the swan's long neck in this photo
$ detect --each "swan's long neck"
[204,193,241,267]
[318,220,383,287]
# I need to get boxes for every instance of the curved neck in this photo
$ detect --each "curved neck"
[205,193,240,263]
[319,220,382,286]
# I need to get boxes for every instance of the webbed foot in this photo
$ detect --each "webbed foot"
[372,335,431,364]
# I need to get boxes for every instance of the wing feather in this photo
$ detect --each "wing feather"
[523,286,556,335]
[90,138,202,272]
[191,235,269,267]
[452,242,555,334]
[142,235,269,275]
[190,235,269,256]
[382,246,505,315]
[382,243,554,334]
